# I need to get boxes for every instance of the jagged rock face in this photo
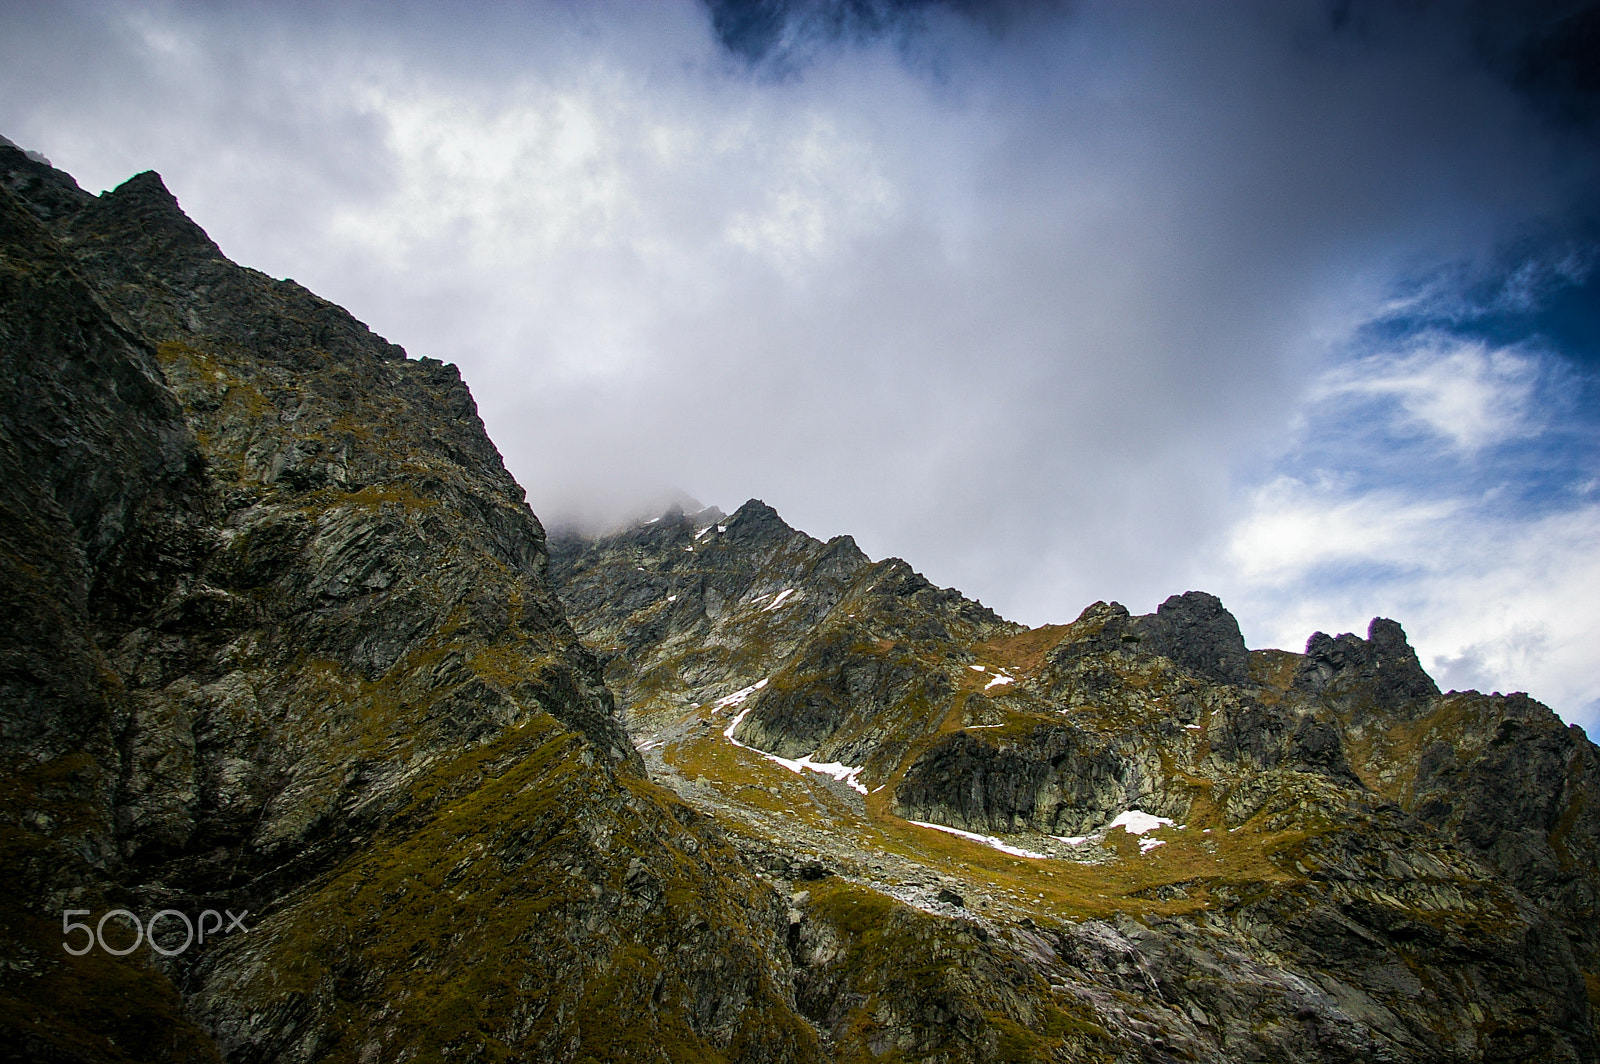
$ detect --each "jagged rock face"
[550,498,1017,777]
[1134,591,1251,685]
[889,597,1363,839]
[0,145,821,1063]
[1294,617,1441,720]
[892,726,1132,836]
[1345,688,1600,976]
[1,163,221,1063]
[553,505,1600,1061]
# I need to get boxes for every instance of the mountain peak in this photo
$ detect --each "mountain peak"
[730,496,785,523]
[1294,615,1440,717]
[722,497,798,547]
[0,136,91,223]
[1135,589,1250,685]
[81,168,227,266]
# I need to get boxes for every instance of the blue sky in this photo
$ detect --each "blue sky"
[2,0,1596,726]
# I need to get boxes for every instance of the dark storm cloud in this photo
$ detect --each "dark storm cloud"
[2,0,1597,721]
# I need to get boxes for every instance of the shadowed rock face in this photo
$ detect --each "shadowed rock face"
[1133,590,1251,685]
[892,726,1133,836]
[0,144,822,1064]
[1294,617,1441,719]
[0,164,222,1063]
[1039,593,1251,687]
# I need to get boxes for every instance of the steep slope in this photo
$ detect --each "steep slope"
[551,500,1016,784]
[552,507,1600,1062]
[0,145,820,1063]
[1,146,221,1064]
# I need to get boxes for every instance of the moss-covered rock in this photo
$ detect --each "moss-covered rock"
[0,144,821,1063]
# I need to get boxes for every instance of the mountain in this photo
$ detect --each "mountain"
[2,140,1598,1063]
[551,502,1600,1062]
[0,144,817,1063]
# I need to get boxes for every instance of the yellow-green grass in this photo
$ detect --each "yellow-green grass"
[659,715,1328,924]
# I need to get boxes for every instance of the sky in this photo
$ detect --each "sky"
[2,0,1597,728]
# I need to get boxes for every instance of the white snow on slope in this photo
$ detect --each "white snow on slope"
[906,820,1047,859]
[1106,809,1175,835]
[1051,809,1179,853]
[765,752,867,793]
[714,679,769,713]
[720,680,867,793]
[985,673,1014,689]
[763,588,796,611]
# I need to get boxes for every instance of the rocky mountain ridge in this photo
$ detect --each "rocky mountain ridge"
[552,501,1600,1062]
[3,140,1599,1062]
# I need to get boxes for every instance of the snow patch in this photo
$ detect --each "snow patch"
[985,673,1014,689]
[1106,810,1175,836]
[763,588,796,611]
[906,820,1047,859]
[970,665,986,672]
[714,679,769,714]
[1050,810,1178,850]
[720,681,866,793]
[762,752,867,794]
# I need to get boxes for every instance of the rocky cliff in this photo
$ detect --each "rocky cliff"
[4,140,1600,1064]
[0,144,819,1064]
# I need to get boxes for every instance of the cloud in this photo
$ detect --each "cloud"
[1216,480,1600,731]
[1311,337,1545,453]
[1208,334,1600,729]
[1225,478,1462,583]
[2,0,1597,721]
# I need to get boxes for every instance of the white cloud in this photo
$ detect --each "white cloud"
[3,0,1596,724]
[1225,478,1461,582]
[1214,479,1600,731]
[1313,337,1544,452]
